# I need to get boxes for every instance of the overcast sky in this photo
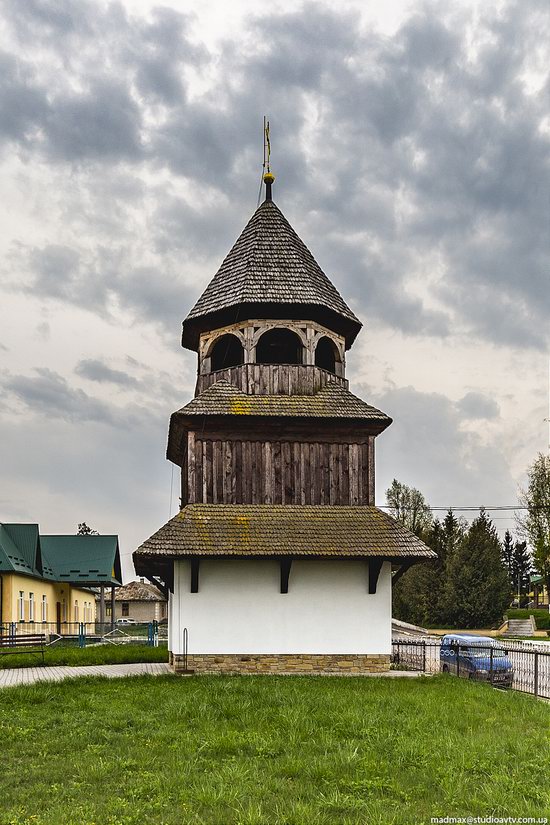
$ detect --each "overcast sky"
[0,0,548,579]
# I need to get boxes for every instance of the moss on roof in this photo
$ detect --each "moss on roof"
[134,504,436,567]
[173,380,391,421]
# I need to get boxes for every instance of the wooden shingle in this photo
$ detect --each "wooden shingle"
[182,200,362,349]
[134,504,437,563]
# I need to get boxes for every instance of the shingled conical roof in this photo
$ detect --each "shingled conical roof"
[182,199,362,350]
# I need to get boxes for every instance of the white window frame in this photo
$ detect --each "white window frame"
[18,591,24,621]
[41,595,47,622]
[74,600,79,622]
[29,592,34,622]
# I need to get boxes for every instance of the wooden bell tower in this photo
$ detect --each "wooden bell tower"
[134,149,435,675]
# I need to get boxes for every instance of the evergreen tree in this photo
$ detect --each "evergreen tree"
[517,454,550,600]
[443,509,510,628]
[391,504,465,628]
[435,510,467,625]
[501,530,514,589]
[511,540,531,606]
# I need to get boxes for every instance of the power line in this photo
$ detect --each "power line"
[377,505,549,512]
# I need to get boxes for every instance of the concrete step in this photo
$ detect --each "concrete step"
[504,619,534,637]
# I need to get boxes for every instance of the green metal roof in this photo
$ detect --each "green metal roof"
[0,524,40,576]
[0,524,122,586]
[40,535,122,585]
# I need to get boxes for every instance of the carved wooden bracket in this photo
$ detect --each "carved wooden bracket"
[190,558,200,593]
[368,559,384,594]
[391,560,415,586]
[280,558,292,593]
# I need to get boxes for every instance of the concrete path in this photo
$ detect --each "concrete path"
[0,662,173,688]
[0,663,428,688]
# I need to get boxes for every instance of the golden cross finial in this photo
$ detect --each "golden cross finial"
[262,116,275,200]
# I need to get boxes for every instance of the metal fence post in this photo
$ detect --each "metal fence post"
[182,627,188,672]
[422,641,426,673]
[534,650,539,698]
[147,622,153,647]
[489,645,493,683]
[456,643,460,678]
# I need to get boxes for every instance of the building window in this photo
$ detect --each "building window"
[41,595,47,622]
[74,600,79,622]
[210,334,244,371]
[62,599,67,622]
[106,603,112,617]
[315,336,339,373]
[18,591,24,622]
[122,602,130,617]
[256,328,304,365]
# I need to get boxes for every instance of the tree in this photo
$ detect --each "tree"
[517,453,550,601]
[443,509,510,628]
[77,523,98,535]
[385,479,432,538]
[511,540,531,606]
[387,476,468,626]
[501,530,514,589]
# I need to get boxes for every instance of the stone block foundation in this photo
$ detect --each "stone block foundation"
[169,652,390,674]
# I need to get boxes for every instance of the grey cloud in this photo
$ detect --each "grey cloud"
[0,52,49,144]
[3,367,116,424]
[2,0,88,40]
[45,80,143,162]
[75,359,139,388]
[0,408,173,578]
[25,245,82,300]
[370,384,515,507]
[0,0,548,350]
[457,392,500,420]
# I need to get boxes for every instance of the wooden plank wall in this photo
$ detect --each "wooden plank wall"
[184,436,373,506]
[196,364,348,397]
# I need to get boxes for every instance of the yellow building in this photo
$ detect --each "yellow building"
[0,523,121,633]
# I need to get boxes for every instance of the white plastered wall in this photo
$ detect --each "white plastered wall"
[168,558,392,656]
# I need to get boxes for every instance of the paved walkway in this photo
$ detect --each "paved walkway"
[0,662,173,688]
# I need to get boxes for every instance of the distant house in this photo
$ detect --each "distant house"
[0,523,122,632]
[100,579,167,623]
[531,574,549,608]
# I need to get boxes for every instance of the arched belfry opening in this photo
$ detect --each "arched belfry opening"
[210,334,244,372]
[315,336,340,374]
[256,328,304,365]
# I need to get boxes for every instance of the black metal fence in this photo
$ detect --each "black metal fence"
[392,639,550,699]
[0,621,168,648]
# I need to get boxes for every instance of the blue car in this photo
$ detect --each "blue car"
[440,634,513,688]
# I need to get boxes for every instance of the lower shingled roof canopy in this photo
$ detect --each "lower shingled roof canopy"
[134,504,436,572]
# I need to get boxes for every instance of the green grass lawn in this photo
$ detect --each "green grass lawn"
[0,643,168,670]
[0,675,548,825]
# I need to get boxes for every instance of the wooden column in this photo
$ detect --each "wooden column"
[99,585,105,627]
[111,586,115,630]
